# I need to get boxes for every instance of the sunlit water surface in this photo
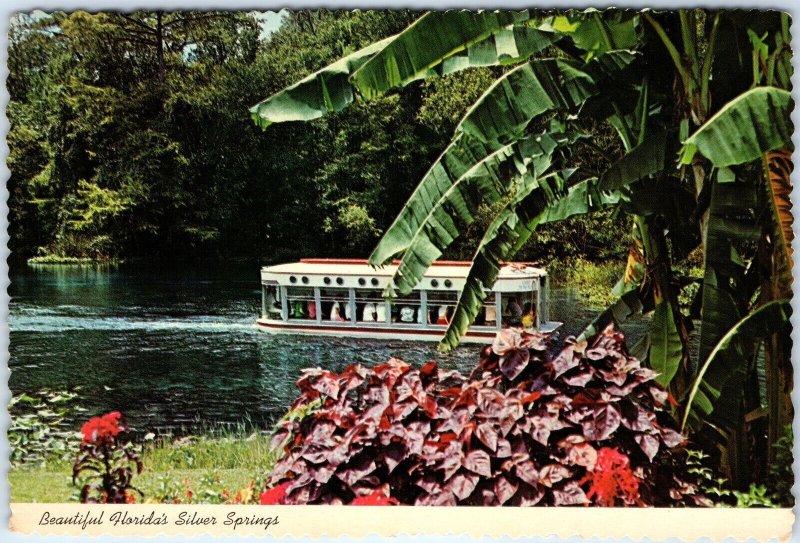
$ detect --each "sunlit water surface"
[9,263,649,433]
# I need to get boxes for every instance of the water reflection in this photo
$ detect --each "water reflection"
[9,262,650,433]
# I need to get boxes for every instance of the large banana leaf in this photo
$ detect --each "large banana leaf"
[598,129,670,191]
[457,59,595,144]
[439,170,625,351]
[765,148,794,298]
[680,86,793,167]
[545,10,640,59]
[250,37,394,129]
[251,14,557,129]
[440,170,575,351]
[682,300,792,431]
[692,172,761,433]
[576,289,644,343]
[649,301,683,387]
[371,52,638,269]
[438,125,660,349]
[388,135,559,295]
[351,11,535,100]
[428,25,556,75]
[539,176,620,223]
[611,222,645,297]
[369,59,600,267]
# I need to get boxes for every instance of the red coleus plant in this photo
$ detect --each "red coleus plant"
[73,411,142,504]
[262,326,705,507]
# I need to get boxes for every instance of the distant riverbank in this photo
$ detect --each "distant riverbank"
[27,255,124,265]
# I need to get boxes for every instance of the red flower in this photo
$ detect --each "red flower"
[260,481,291,505]
[581,447,639,506]
[81,411,124,444]
[350,489,399,506]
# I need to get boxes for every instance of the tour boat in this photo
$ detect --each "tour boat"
[256,259,562,343]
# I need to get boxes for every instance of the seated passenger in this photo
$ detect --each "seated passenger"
[436,305,449,325]
[344,301,352,321]
[307,300,317,320]
[400,305,415,323]
[362,302,377,322]
[521,302,535,329]
[267,292,281,316]
[330,301,345,321]
[375,303,387,322]
[291,300,306,318]
[505,296,523,326]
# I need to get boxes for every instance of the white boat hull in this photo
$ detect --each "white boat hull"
[255,318,562,344]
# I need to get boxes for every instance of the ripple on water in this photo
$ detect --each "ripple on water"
[8,263,651,433]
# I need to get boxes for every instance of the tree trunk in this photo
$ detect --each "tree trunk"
[156,11,165,84]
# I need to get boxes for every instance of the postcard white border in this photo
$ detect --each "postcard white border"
[2,1,799,543]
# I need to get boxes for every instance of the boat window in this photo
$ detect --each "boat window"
[264,285,281,318]
[427,290,458,325]
[286,287,316,320]
[389,293,425,325]
[474,292,498,327]
[319,288,350,322]
[501,290,538,328]
[354,289,390,323]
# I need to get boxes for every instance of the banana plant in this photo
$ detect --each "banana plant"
[250,8,792,485]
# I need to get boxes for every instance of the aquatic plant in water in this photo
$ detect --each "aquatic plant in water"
[8,389,84,467]
[260,326,706,506]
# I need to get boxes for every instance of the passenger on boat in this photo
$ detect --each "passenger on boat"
[437,305,450,325]
[292,300,306,318]
[307,300,317,320]
[344,301,352,321]
[400,306,415,323]
[330,302,345,321]
[376,303,387,322]
[362,302,376,322]
[506,296,523,326]
[521,302,535,328]
[267,291,281,316]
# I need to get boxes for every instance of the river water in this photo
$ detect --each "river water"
[8,262,649,433]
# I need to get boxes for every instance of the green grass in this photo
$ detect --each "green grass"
[9,430,282,503]
[550,258,623,308]
[9,468,257,503]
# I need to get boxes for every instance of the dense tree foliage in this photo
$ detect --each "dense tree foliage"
[8,9,625,263]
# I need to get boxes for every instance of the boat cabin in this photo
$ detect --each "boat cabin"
[257,259,561,343]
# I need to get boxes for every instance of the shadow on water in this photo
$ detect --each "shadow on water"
[9,262,650,433]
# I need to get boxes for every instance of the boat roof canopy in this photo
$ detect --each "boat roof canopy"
[261,259,547,292]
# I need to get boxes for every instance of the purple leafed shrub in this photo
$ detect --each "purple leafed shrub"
[263,326,707,506]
